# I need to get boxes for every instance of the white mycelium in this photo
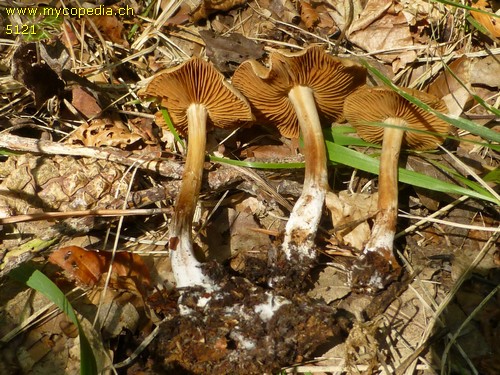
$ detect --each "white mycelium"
[254,292,291,322]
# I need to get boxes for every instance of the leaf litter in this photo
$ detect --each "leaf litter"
[0,0,499,374]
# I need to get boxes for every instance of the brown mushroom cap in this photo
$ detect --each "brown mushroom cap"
[232,46,367,138]
[143,57,253,135]
[343,86,450,150]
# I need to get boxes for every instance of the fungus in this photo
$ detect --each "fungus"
[343,86,449,292]
[142,58,339,374]
[232,46,366,282]
[143,57,253,289]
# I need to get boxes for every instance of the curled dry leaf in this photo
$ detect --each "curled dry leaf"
[471,0,500,38]
[300,1,320,29]
[89,13,129,47]
[326,191,378,250]
[49,246,106,286]
[49,245,151,290]
[190,0,248,22]
[427,57,474,117]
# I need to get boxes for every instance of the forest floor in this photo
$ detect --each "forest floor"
[0,1,499,374]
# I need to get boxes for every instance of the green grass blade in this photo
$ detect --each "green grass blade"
[330,126,379,147]
[324,140,498,204]
[9,265,98,375]
[160,108,185,148]
[425,158,497,200]
[429,0,500,18]
[466,14,500,43]
[483,168,500,184]
[440,58,500,117]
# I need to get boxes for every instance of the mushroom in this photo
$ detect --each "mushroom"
[143,57,253,289]
[343,86,449,292]
[141,57,341,374]
[232,46,366,281]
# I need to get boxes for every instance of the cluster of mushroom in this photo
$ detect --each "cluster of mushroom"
[142,46,450,296]
[139,45,450,372]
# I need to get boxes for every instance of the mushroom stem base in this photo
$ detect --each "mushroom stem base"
[169,104,214,290]
[349,119,405,292]
[282,85,329,263]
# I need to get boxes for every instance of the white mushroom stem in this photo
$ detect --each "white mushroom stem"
[282,85,329,261]
[363,117,405,263]
[169,103,215,290]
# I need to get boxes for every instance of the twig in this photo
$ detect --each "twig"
[0,133,183,178]
[0,207,171,224]
[395,195,469,238]
[394,328,448,375]
[439,145,500,204]
[398,213,500,232]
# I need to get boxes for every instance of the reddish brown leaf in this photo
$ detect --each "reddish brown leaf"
[471,0,500,37]
[49,246,106,287]
[90,14,129,46]
[49,246,151,289]
[300,1,320,30]
[71,86,102,118]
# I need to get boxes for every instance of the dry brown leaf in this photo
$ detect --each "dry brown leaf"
[308,266,351,303]
[89,14,129,46]
[71,86,102,118]
[190,0,248,22]
[49,245,151,289]
[300,1,320,30]
[315,3,338,35]
[268,0,301,24]
[347,0,418,71]
[66,116,142,148]
[128,116,158,145]
[471,0,500,37]
[242,143,297,159]
[407,155,462,211]
[471,55,500,88]
[49,246,106,287]
[199,30,265,73]
[326,191,378,250]
[427,57,474,117]
[166,2,192,25]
